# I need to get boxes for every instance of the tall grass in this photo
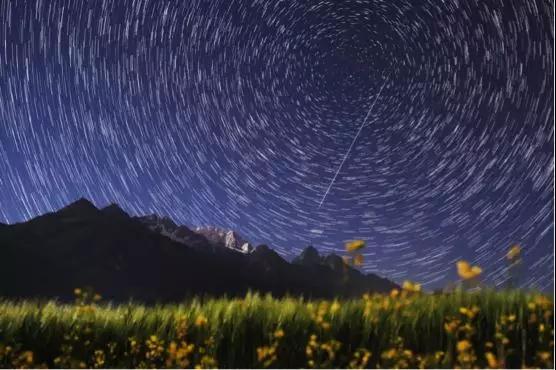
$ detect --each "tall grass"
[0,290,553,368]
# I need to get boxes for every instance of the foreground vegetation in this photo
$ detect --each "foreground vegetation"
[0,288,553,369]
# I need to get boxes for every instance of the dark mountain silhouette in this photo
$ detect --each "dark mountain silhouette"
[0,198,399,302]
[292,245,321,266]
[101,203,130,218]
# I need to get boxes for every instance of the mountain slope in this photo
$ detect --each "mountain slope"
[0,199,398,301]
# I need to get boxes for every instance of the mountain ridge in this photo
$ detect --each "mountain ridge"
[0,198,399,302]
[138,214,254,254]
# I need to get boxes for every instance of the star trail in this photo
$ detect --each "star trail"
[0,0,553,290]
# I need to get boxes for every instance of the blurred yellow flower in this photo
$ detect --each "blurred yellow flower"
[390,289,400,298]
[345,240,365,252]
[538,351,551,361]
[457,260,482,280]
[485,352,498,368]
[19,350,33,365]
[382,348,397,360]
[444,320,459,334]
[195,314,208,327]
[507,244,521,260]
[402,280,421,293]
[459,306,480,319]
[353,254,364,266]
[456,340,471,352]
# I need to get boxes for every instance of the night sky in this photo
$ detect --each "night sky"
[0,0,553,290]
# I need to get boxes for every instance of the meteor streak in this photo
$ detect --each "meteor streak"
[318,73,391,208]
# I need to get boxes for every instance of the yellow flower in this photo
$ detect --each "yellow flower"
[195,314,208,327]
[457,261,470,275]
[507,244,521,260]
[538,351,551,361]
[390,289,400,298]
[93,349,105,367]
[485,352,498,368]
[457,340,472,352]
[402,280,421,293]
[74,288,82,296]
[445,321,458,334]
[353,254,364,266]
[345,240,365,252]
[257,346,271,361]
[457,260,482,280]
[382,348,397,360]
[274,329,284,339]
[459,306,480,319]
[18,351,33,365]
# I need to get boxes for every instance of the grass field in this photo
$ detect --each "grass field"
[0,289,553,368]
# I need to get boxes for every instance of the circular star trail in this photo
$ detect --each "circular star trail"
[0,0,553,290]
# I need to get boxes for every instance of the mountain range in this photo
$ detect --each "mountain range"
[0,198,398,302]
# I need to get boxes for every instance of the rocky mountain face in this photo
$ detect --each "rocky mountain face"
[0,198,399,302]
[194,226,254,253]
[138,215,253,254]
[137,214,215,250]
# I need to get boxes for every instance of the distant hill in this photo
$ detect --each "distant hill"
[0,198,398,302]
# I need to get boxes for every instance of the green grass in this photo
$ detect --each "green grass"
[0,290,553,368]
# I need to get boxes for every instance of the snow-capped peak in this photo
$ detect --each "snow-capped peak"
[195,226,254,254]
[137,215,253,254]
